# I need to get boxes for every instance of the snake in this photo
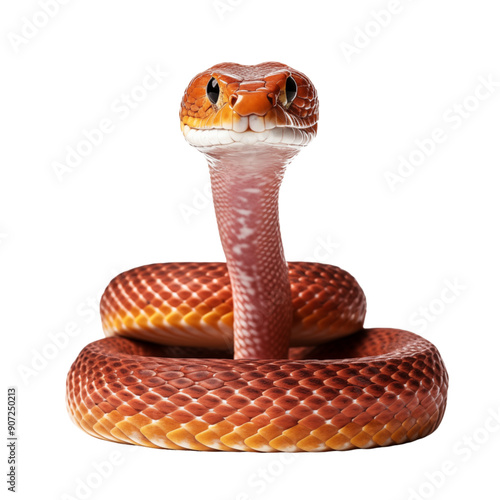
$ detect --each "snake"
[66,62,448,452]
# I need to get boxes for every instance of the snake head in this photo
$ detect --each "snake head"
[180,62,319,149]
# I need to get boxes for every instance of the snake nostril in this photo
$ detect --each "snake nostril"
[267,93,277,107]
[229,94,238,108]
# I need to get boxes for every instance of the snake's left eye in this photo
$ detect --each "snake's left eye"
[285,76,297,104]
[206,77,220,105]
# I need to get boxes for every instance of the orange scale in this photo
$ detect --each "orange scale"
[97,386,113,399]
[168,393,191,407]
[254,396,273,410]
[143,305,157,317]
[123,316,136,329]
[302,395,327,410]
[184,402,208,416]
[274,395,300,411]
[411,406,427,420]
[289,405,314,420]
[165,311,184,327]
[196,277,212,286]
[248,413,270,428]
[186,296,202,308]
[271,414,298,430]
[189,87,206,99]
[376,410,396,425]
[240,405,264,419]
[148,313,165,328]
[341,404,364,419]
[213,404,236,417]
[394,407,412,422]
[201,412,224,425]
[168,409,194,424]
[105,394,122,407]
[379,392,398,406]
[141,392,162,405]
[331,395,353,410]
[183,311,203,328]
[317,405,340,421]
[391,425,410,444]
[196,290,213,302]
[185,370,212,382]
[204,296,222,308]
[217,290,232,302]
[199,378,224,390]
[150,297,165,309]
[175,304,192,316]
[182,386,208,399]
[194,303,212,316]
[211,387,234,400]
[224,379,247,391]
[89,392,104,405]
[214,303,232,316]
[298,414,325,431]
[226,413,250,427]
[154,400,177,414]
[128,384,148,396]
[331,412,352,429]
[356,393,377,408]
[167,297,182,308]
[316,387,338,400]
[226,395,251,409]
[401,416,417,431]
[274,377,300,390]
[156,302,170,315]
[128,399,148,412]
[265,406,285,419]
[201,311,223,329]
[365,384,385,398]
[116,404,138,417]
[143,407,164,420]
[177,289,193,301]
[116,309,128,319]
[238,386,261,400]
[262,387,286,399]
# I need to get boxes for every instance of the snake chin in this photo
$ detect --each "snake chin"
[182,124,316,149]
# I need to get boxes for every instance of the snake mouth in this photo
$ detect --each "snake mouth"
[182,123,317,148]
[181,106,318,148]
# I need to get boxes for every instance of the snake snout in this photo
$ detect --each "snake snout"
[229,90,276,117]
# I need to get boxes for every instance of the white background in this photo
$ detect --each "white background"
[1,1,499,499]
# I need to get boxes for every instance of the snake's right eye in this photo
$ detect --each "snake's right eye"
[206,77,220,105]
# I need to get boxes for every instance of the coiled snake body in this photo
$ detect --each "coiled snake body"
[66,63,448,452]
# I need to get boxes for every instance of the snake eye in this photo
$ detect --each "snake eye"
[285,76,297,104]
[206,77,220,105]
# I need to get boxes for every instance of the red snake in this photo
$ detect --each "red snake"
[66,62,448,452]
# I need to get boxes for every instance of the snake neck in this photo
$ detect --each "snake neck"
[205,145,300,359]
